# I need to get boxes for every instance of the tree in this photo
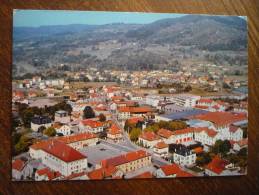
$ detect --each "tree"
[83,106,95,119]
[196,152,212,166]
[43,127,56,137]
[129,128,142,142]
[144,123,160,133]
[99,113,106,122]
[14,135,32,154]
[211,140,231,154]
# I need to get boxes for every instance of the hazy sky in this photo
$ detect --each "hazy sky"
[13,10,186,27]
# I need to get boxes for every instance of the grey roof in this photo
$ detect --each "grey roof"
[160,109,209,120]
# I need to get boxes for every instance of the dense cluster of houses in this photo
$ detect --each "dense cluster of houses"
[12,72,248,180]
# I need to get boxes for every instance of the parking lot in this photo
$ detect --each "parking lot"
[79,142,130,166]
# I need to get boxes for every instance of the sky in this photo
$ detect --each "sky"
[13,10,187,27]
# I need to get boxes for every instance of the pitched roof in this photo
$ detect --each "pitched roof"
[160,164,193,177]
[172,128,194,136]
[101,150,151,168]
[12,159,25,171]
[30,140,86,163]
[154,141,168,149]
[192,147,203,154]
[57,132,97,144]
[157,128,173,139]
[118,106,153,113]
[36,167,62,180]
[108,124,121,135]
[133,171,153,178]
[81,119,103,128]
[189,112,247,126]
[198,99,213,104]
[194,127,218,138]
[127,117,144,124]
[88,166,117,180]
[139,131,160,141]
[64,172,87,180]
[205,155,228,175]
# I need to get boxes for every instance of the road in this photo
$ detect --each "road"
[108,112,170,167]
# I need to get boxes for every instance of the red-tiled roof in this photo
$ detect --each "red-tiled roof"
[194,127,218,138]
[195,105,209,109]
[36,167,62,180]
[160,164,193,177]
[133,171,153,178]
[88,166,117,180]
[127,117,144,124]
[189,112,247,126]
[206,155,228,175]
[157,128,173,139]
[192,147,203,154]
[12,159,25,171]
[154,141,168,149]
[31,140,86,162]
[118,106,153,113]
[172,128,194,136]
[101,150,151,168]
[108,124,121,135]
[65,172,87,180]
[139,131,160,141]
[81,119,103,128]
[198,99,213,104]
[57,132,97,144]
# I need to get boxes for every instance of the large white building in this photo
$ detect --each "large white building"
[79,119,104,133]
[170,94,200,107]
[29,140,88,176]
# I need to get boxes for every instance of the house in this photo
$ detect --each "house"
[101,150,152,174]
[197,99,215,107]
[156,164,193,178]
[107,124,123,141]
[190,111,246,141]
[157,128,173,144]
[79,119,104,133]
[160,104,191,114]
[170,128,194,144]
[229,125,243,141]
[193,127,220,150]
[57,132,98,150]
[232,138,248,151]
[133,171,153,179]
[153,141,169,158]
[12,159,26,180]
[173,146,196,167]
[54,110,71,124]
[87,166,123,180]
[53,123,71,136]
[35,167,62,181]
[64,172,89,180]
[29,140,88,176]
[170,94,200,107]
[138,131,161,148]
[118,106,154,120]
[205,155,230,176]
[31,116,52,132]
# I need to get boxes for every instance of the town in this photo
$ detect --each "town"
[12,66,248,181]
